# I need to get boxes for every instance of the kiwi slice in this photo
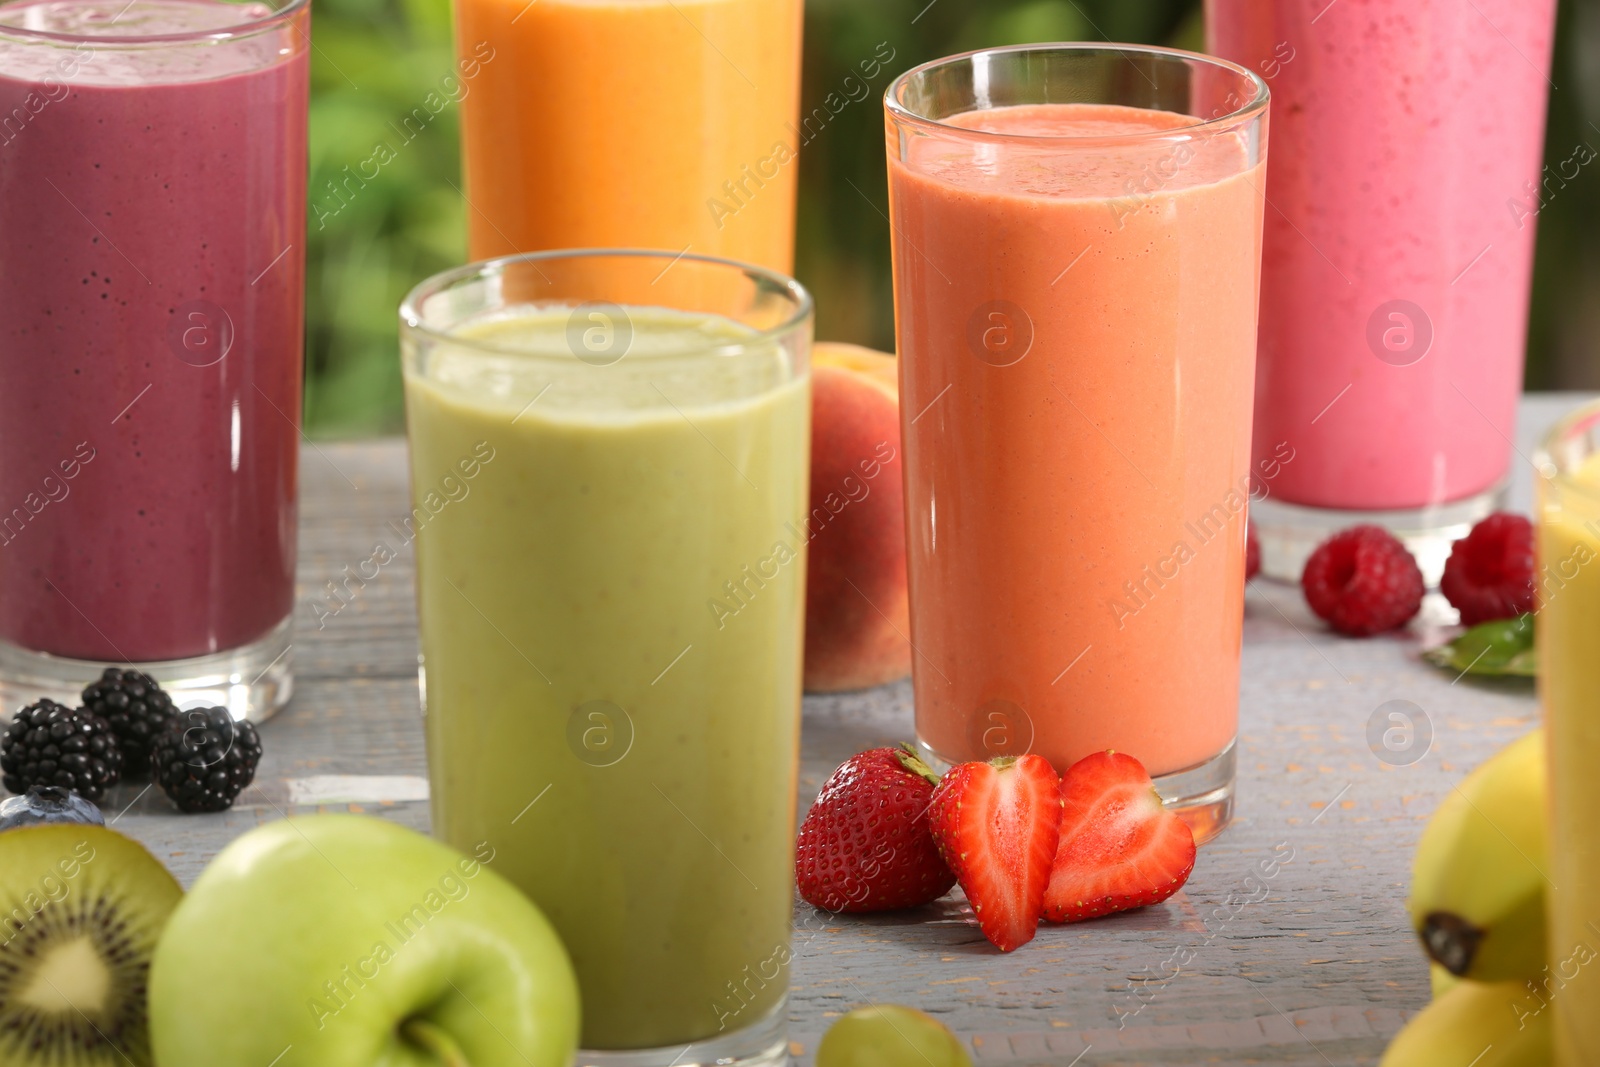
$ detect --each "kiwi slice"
[0,824,182,1066]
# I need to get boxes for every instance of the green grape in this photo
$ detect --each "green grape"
[816,1005,973,1067]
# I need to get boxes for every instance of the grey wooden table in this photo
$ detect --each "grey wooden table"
[105,392,1591,1067]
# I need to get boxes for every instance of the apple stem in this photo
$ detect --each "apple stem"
[401,1016,472,1067]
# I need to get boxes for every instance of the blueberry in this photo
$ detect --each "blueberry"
[0,784,107,831]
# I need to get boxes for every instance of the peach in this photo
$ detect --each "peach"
[803,342,911,692]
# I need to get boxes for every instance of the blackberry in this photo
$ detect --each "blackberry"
[152,706,262,813]
[0,784,106,831]
[0,699,124,802]
[82,666,177,778]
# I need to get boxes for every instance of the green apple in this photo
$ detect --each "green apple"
[149,814,579,1066]
[817,1005,973,1067]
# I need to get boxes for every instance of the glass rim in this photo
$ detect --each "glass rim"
[884,42,1271,147]
[0,0,309,46]
[399,247,815,361]
[1536,399,1600,503]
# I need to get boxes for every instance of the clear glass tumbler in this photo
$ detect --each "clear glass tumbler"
[886,44,1268,840]
[1535,400,1600,1065]
[0,0,308,720]
[1209,0,1558,584]
[401,250,811,1066]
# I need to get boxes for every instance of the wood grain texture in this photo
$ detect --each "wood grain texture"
[99,395,1586,1066]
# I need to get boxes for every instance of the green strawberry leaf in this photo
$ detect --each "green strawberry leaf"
[895,743,944,786]
[1422,614,1537,678]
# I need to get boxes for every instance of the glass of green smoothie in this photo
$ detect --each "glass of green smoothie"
[399,250,812,1067]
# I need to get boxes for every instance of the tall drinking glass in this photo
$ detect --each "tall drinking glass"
[1208,0,1558,583]
[0,0,307,719]
[401,250,811,1066]
[1535,401,1600,1065]
[886,45,1268,839]
[453,0,803,273]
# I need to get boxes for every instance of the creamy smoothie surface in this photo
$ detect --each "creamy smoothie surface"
[408,305,809,1049]
[0,0,282,81]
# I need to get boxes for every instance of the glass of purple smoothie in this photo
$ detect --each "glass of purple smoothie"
[0,0,308,720]
[1207,0,1558,585]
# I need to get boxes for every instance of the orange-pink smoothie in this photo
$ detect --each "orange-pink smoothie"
[889,103,1265,777]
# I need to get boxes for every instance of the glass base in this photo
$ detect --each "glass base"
[575,998,788,1067]
[915,738,1235,846]
[1251,483,1506,588]
[1154,740,1235,846]
[0,616,293,724]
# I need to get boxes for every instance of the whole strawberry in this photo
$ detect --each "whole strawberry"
[796,746,955,913]
[1439,512,1534,626]
[928,754,1060,952]
[1302,524,1424,635]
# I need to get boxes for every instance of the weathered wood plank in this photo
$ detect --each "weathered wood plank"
[99,395,1582,1066]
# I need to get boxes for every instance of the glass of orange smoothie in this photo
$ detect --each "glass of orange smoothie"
[453,0,803,272]
[885,45,1268,840]
[1534,401,1600,1066]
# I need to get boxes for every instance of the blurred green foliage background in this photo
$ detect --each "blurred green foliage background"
[304,0,1600,436]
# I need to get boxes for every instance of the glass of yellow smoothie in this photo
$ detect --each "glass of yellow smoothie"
[1535,400,1600,1066]
[399,250,812,1066]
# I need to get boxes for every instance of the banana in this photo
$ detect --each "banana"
[1408,729,1549,981]
[1430,964,1459,1000]
[1381,978,1553,1067]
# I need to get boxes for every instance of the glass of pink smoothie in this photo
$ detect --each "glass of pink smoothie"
[0,0,308,719]
[886,45,1268,841]
[1207,0,1558,584]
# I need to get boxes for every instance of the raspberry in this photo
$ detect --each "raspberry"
[1301,524,1424,636]
[1439,512,1534,626]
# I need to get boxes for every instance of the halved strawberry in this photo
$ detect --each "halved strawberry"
[927,754,1060,952]
[1043,750,1197,923]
